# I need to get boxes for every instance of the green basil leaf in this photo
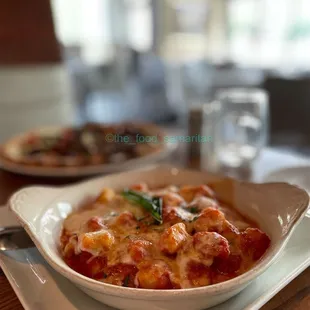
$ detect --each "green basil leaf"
[122,190,163,224]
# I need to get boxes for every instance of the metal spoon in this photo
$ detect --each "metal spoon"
[0,226,35,251]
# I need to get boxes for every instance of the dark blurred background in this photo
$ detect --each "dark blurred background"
[1,0,310,153]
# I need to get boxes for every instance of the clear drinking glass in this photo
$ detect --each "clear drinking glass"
[202,88,269,173]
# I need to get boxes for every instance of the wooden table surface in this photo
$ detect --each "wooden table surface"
[0,150,310,310]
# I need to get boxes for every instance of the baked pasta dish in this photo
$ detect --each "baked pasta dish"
[60,183,271,289]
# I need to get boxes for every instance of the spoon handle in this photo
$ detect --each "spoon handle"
[0,226,24,236]
[0,226,35,250]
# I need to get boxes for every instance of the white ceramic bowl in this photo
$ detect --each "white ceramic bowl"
[9,165,309,310]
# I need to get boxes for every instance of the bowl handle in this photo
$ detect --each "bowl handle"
[8,186,63,229]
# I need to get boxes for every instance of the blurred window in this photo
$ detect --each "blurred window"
[228,0,310,69]
[52,0,310,70]
[125,0,153,52]
[52,0,153,65]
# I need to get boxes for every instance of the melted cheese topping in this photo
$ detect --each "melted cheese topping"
[61,184,270,289]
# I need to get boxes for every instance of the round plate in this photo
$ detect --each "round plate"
[0,124,178,178]
[263,166,310,194]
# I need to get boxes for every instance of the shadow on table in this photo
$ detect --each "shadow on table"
[1,248,114,309]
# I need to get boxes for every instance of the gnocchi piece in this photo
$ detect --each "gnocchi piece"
[159,223,190,255]
[96,188,115,203]
[136,260,173,289]
[187,196,218,212]
[162,192,185,207]
[193,232,230,259]
[78,230,115,255]
[128,240,152,263]
[163,206,184,224]
[194,207,227,233]
[186,261,212,287]
[163,206,196,225]
[85,216,106,232]
[179,185,215,203]
[221,221,240,247]
[112,211,138,229]
[240,228,271,261]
